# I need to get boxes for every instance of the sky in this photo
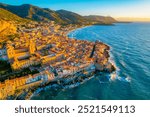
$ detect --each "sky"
[0,0,150,21]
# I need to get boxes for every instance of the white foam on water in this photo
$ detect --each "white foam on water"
[125,76,131,82]
[108,47,131,83]
[120,60,126,68]
[108,70,131,83]
[116,74,131,83]
[110,72,117,81]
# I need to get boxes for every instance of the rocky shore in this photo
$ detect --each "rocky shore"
[28,26,116,100]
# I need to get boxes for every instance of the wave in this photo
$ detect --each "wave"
[107,71,131,83]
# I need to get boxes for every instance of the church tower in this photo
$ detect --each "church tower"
[11,56,19,70]
[7,45,15,60]
[29,39,36,55]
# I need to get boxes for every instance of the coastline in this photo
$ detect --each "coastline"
[29,24,116,100]
[0,22,116,100]
[67,24,116,71]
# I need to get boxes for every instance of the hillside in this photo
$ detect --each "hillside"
[0,20,17,43]
[0,8,27,22]
[0,8,18,35]
[0,3,65,24]
[0,3,87,24]
[0,20,16,35]
[84,15,117,24]
[0,3,117,25]
[56,10,89,24]
[0,8,23,44]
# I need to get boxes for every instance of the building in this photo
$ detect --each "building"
[6,44,15,60]
[29,39,36,55]
[0,70,55,99]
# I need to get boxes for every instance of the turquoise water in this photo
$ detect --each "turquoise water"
[32,23,150,100]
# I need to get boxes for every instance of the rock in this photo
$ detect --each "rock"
[95,62,116,73]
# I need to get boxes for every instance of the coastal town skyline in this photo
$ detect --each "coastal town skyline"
[0,0,150,22]
[0,0,150,100]
[0,0,116,99]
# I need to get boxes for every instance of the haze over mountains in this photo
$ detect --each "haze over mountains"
[0,3,117,24]
[116,17,150,22]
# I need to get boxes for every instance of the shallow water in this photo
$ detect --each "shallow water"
[32,23,150,100]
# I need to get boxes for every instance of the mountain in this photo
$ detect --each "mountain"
[0,3,65,23]
[0,3,117,25]
[56,10,89,24]
[0,3,88,24]
[84,15,117,24]
[0,8,28,23]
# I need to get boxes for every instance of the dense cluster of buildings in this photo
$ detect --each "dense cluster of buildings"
[0,69,55,99]
[0,21,113,99]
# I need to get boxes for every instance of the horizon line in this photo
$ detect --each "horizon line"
[1,2,150,22]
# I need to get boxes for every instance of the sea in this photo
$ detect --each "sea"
[31,22,150,100]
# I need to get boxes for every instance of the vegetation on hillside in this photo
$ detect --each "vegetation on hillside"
[0,3,117,25]
[56,10,89,24]
[84,15,117,24]
[0,8,30,44]
[0,8,29,23]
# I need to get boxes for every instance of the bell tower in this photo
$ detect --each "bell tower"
[7,45,15,60]
[29,39,36,55]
